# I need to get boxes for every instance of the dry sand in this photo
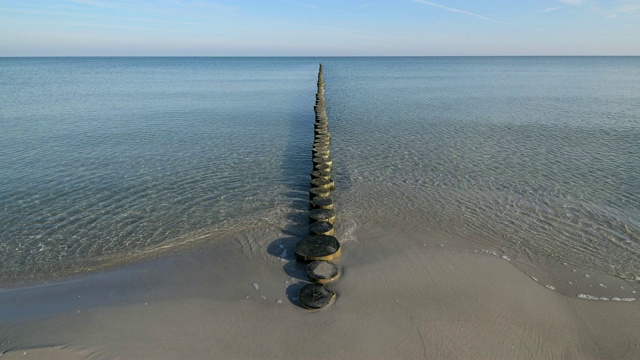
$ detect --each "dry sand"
[1,224,639,359]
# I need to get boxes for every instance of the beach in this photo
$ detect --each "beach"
[1,57,639,359]
[1,222,639,359]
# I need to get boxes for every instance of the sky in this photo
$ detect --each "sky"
[0,0,639,56]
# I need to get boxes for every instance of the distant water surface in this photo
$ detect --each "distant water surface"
[0,57,317,283]
[325,57,640,284]
[1,57,639,287]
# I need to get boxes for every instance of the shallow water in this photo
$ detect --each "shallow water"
[1,57,639,289]
[0,57,317,282]
[325,57,640,285]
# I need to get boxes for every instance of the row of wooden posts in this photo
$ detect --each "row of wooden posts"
[294,64,341,310]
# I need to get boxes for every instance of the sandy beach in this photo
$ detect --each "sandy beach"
[1,220,638,360]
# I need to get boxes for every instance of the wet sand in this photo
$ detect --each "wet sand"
[1,224,639,359]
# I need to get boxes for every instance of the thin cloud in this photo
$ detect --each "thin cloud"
[64,0,233,12]
[45,20,186,33]
[560,0,584,5]
[0,6,223,27]
[412,0,509,24]
[292,2,353,15]
[616,2,640,14]
[64,0,125,9]
[63,0,158,7]
[595,3,640,18]
[539,7,562,12]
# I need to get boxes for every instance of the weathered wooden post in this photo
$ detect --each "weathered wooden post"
[296,63,342,311]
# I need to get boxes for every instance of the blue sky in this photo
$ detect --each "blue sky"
[1,0,639,56]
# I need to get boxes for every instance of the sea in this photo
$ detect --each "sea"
[1,57,639,295]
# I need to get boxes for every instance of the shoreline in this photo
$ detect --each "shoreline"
[1,224,639,359]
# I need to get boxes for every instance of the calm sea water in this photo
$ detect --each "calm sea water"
[1,57,639,287]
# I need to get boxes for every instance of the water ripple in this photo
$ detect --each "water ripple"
[325,57,640,282]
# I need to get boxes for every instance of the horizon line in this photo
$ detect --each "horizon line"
[2,55,640,58]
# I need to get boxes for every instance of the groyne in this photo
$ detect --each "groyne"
[295,64,341,310]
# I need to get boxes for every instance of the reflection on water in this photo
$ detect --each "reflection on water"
[0,57,317,283]
[326,57,640,283]
[1,57,639,288]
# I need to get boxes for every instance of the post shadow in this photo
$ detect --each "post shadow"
[266,62,321,306]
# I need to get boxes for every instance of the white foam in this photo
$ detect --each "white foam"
[531,276,539,282]
[260,295,267,300]
[481,249,499,257]
[252,283,259,290]
[338,217,358,244]
[577,294,636,302]
[577,294,608,300]
[501,255,511,261]
[545,285,556,290]
[276,299,283,304]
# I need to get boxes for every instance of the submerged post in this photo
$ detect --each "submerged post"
[296,63,341,310]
